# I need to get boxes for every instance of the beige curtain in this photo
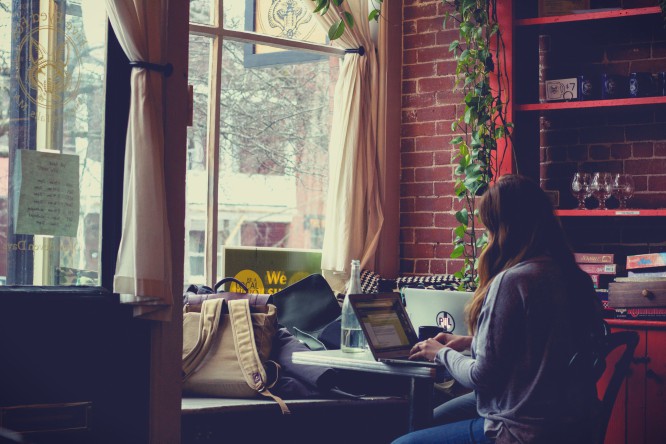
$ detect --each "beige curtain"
[105,0,173,318]
[304,0,384,293]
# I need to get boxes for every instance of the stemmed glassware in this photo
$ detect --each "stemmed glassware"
[590,172,613,210]
[612,174,635,209]
[570,172,591,210]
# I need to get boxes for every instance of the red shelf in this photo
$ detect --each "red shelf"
[515,6,661,27]
[556,209,666,217]
[516,95,666,112]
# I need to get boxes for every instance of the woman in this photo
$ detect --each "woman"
[393,175,604,444]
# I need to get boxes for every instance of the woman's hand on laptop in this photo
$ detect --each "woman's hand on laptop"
[409,338,445,362]
[433,333,472,352]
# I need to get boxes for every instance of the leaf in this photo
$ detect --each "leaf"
[455,208,469,225]
[368,9,380,21]
[454,225,466,238]
[313,0,328,13]
[342,11,354,27]
[328,20,346,40]
[450,136,464,145]
[451,244,465,259]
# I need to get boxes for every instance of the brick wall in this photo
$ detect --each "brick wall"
[400,2,666,277]
[400,0,463,276]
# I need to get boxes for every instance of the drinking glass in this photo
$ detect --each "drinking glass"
[612,174,635,209]
[590,172,613,210]
[570,172,591,210]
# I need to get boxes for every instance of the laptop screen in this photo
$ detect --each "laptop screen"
[348,293,419,355]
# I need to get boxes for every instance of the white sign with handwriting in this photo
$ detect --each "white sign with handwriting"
[13,150,80,237]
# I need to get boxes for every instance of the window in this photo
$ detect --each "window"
[0,0,107,286]
[186,0,342,288]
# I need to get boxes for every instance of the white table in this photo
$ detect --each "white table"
[293,349,449,431]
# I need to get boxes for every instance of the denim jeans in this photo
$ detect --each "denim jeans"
[391,417,494,444]
[433,391,478,425]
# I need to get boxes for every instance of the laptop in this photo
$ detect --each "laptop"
[347,292,440,367]
[402,288,473,335]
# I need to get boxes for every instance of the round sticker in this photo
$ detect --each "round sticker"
[436,311,456,333]
[233,269,264,293]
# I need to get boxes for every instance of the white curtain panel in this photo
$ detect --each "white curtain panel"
[303,0,384,293]
[105,0,173,318]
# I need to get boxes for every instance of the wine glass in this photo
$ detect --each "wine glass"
[570,172,591,210]
[590,172,613,210]
[612,174,635,209]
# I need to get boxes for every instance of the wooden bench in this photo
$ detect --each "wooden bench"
[182,396,409,444]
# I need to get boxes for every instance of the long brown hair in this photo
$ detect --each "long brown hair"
[466,175,576,334]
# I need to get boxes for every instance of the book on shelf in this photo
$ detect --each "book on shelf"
[614,307,666,321]
[578,263,617,275]
[627,268,666,278]
[574,252,614,264]
[614,275,666,282]
[589,274,614,289]
[626,252,666,270]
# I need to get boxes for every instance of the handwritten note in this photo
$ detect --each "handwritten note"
[13,150,80,237]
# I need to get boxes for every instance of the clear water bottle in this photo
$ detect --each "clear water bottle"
[341,259,367,353]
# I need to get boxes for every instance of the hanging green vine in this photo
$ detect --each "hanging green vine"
[445,0,513,290]
[309,0,383,40]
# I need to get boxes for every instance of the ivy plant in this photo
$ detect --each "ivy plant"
[445,0,513,290]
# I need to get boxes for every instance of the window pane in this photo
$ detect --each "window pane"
[1,0,106,286]
[185,34,211,287]
[218,40,336,255]
[223,0,328,47]
[190,0,213,25]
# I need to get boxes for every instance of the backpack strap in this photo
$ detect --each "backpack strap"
[182,298,223,381]
[227,299,290,415]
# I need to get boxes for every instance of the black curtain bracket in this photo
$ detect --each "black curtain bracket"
[344,46,365,56]
[129,60,173,77]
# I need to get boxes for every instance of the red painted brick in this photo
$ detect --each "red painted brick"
[655,142,666,157]
[418,46,451,63]
[400,227,415,242]
[434,242,455,257]
[418,76,453,93]
[414,260,431,274]
[401,168,415,183]
[415,228,450,243]
[648,175,666,191]
[415,196,452,212]
[403,80,417,94]
[404,49,418,65]
[435,86,463,105]
[403,20,417,36]
[401,212,435,228]
[429,260,447,275]
[436,60,458,77]
[589,145,611,161]
[417,16,447,34]
[446,259,465,276]
[566,146,589,162]
[402,122,437,138]
[626,159,666,175]
[580,126,625,144]
[415,166,449,182]
[404,33,438,50]
[415,135,449,151]
[434,150,456,167]
[402,151,434,168]
[435,121,459,136]
[402,243,435,259]
[400,259,415,275]
[401,138,416,153]
[607,43,651,61]
[434,181,457,198]
[404,3,438,21]
[403,110,417,124]
[434,212,460,228]
[610,143,632,159]
[435,27,459,45]
[401,182,435,198]
[403,93,437,109]
[633,142,654,158]
[403,62,437,80]
[400,197,415,214]
[416,105,456,122]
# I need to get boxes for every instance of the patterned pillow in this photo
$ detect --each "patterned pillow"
[359,269,460,294]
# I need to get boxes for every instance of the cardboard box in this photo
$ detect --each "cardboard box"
[539,0,591,17]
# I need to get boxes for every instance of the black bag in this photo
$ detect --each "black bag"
[272,274,342,350]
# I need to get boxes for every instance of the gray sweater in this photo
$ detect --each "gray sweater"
[435,256,601,443]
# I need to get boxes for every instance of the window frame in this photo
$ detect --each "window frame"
[0,9,128,294]
[188,0,345,287]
